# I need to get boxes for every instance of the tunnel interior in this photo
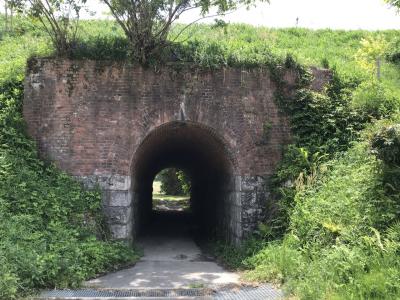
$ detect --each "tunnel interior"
[131,121,237,241]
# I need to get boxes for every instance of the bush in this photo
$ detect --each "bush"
[244,142,400,299]
[238,67,400,299]
[0,78,140,297]
[370,118,400,206]
[2,17,400,300]
[177,170,191,195]
[371,122,400,166]
[0,29,139,296]
[352,80,399,119]
[268,68,367,236]
[386,37,400,65]
[158,168,185,196]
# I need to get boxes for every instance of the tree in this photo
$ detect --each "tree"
[3,0,15,33]
[4,0,9,32]
[354,35,388,80]
[102,0,268,64]
[159,168,184,196]
[22,0,87,55]
[386,0,400,9]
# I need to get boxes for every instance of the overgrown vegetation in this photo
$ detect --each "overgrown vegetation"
[102,0,269,64]
[1,14,400,299]
[211,105,400,299]
[0,16,139,299]
[195,23,400,300]
[157,168,190,196]
[243,131,400,299]
[11,0,267,63]
[23,0,87,56]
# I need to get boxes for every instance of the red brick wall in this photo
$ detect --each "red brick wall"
[23,59,330,242]
[24,59,297,178]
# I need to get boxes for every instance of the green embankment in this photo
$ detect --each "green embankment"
[1,16,400,299]
[243,137,400,299]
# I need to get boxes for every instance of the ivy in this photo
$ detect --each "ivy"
[0,69,139,300]
[265,55,369,236]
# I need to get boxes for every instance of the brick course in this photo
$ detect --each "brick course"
[24,59,329,243]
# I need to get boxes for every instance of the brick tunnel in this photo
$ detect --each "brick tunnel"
[23,59,330,244]
[131,121,238,240]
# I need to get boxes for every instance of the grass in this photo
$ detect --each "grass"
[171,24,400,95]
[152,181,190,211]
[2,17,399,93]
[242,139,400,299]
[3,18,398,92]
[71,21,400,100]
[1,15,400,299]
[153,195,190,201]
[152,180,189,201]
[210,136,400,299]
[0,34,51,84]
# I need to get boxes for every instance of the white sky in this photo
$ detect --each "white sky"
[2,0,400,30]
[177,0,400,30]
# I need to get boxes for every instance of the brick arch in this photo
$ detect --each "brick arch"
[23,59,330,244]
[130,120,239,175]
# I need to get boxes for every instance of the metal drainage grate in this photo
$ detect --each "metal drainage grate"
[40,285,282,299]
[40,288,213,298]
[214,284,283,300]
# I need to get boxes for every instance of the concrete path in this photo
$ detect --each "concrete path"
[40,212,283,299]
[85,212,240,290]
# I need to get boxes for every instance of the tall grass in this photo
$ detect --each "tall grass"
[243,139,400,299]
[171,24,400,95]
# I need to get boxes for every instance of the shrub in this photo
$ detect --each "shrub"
[370,118,400,207]
[239,63,400,299]
[371,122,400,166]
[352,80,399,119]
[354,35,388,75]
[386,37,400,65]
[208,236,267,270]
[244,142,400,299]
[71,36,129,61]
[0,78,140,297]
[177,170,191,195]
[0,31,139,296]
[268,68,367,236]
[158,168,184,196]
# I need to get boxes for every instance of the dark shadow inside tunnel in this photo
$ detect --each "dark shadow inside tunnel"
[131,121,238,241]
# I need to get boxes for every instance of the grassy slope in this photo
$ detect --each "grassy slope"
[171,24,400,92]
[243,139,400,299]
[67,20,400,92]
[1,16,400,299]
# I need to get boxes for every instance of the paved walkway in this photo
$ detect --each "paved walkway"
[85,212,240,289]
[40,211,283,299]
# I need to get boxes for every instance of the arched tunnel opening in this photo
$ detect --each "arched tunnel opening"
[131,121,238,242]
